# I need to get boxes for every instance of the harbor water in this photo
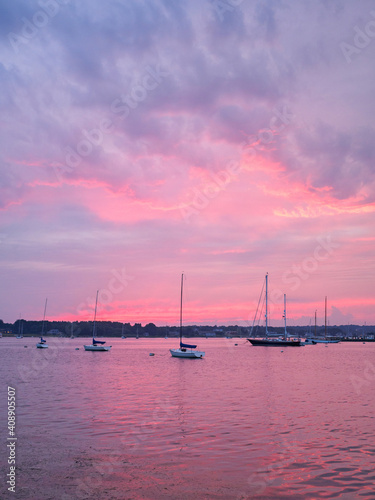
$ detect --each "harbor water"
[1,337,374,499]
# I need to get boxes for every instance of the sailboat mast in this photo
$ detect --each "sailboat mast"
[180,274,184,344]
[325,296,327,339]
[315,309,317,337]
[93,290,99,339]
[265,273,268,337]
[41,298,48,336]
[283,294,287,340]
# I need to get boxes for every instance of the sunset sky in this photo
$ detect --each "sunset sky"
[1,0,374,327]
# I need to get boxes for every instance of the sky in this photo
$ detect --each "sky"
[0,0,374,327]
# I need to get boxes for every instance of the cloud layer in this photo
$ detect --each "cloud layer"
[1,0,374,325]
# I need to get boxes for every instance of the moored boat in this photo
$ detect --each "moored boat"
[36,299,49,348]
[84,290,111,351]
[305,297,340,344]
[170,274,205,358]
[247,274,302,347]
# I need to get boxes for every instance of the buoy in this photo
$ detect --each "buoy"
[24,346,27,348]
[75,348,79,350]
[234,343,238,346]
[281,350,283,353]
[149,353,155,356]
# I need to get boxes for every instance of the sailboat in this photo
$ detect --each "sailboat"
[306,297,340,344]
[247,274,302,346]
[36,299,49,348]
[16,316,23,339]
[84,290,112,351]
[300,314,317,344]
[170,274,205,358]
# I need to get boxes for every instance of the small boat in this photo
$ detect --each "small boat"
[247,275,302,347]
[16,315,24,339]
[36,299,49,348]
[305,298,340,344]
[70,322,75,339]
[307,338,340,344]
[302,338,317,345]
[170,274,205,358]
[84,290,111,351]
[36,337,48,348]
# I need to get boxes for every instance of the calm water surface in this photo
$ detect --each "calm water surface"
[1,337,374,499]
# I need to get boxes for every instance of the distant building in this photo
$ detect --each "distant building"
[47,329,62,336]
[0,329,12,335]
[203,332,216,337]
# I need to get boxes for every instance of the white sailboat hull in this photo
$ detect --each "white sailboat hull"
[170,348,205,358]
[84,345,111,351]
[36,343,48,348]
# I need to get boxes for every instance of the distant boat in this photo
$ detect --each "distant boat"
[121,323,126,339]
[305,297,340,344]
[302,338,317,345]
[84,291,111,351]
[70,322,75,339]
[247,274,302,347]
[301,316,317,345]
[36,299,49,348]
[170,274,205,358]
[310,338,340,344]
[16,316,23,339]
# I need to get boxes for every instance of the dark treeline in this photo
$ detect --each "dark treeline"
[0,319,374,338]
[0,320,247,337]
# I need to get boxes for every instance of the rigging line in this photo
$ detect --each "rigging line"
[250,276,265,334]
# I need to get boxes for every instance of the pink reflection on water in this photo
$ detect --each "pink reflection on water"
[0,338,374,499]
